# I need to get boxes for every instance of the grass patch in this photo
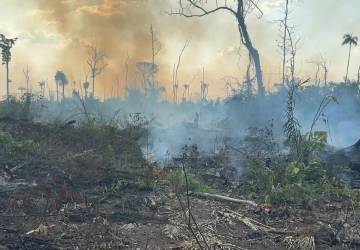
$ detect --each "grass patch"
[167,170,217,194]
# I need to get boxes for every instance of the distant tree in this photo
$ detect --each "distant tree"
[342,34,358,83]
[83,81,90,98]
[173,40,190,103]
[87,46,107,97]
[0,34,17,103]
[23,65,30,93]
[38,80,46,97]
[183,83,190,101]
[150,25,162,88]
[320,56,328,86]
[55,70,68,101]
[171,0,265,96]
[136,61,158,91]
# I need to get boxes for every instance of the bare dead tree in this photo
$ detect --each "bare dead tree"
[282,0,289,85]
[173,40,190,103]
[320,56,329,86]
[86,46,107,98]
[172,64,178,103]
[286,25,300,84]
[150,25,162,88]
[115,77,120,98]
[223,76,240,96]
[310,61,321,86]
[200,66,209,101]
[277,0,300,85]
[170,0,265,96]
[124,53,130,87]
[22,65,30,93]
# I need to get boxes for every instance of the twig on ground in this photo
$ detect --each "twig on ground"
[190,192,258,208]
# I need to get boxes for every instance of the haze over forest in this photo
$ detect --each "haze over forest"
[0,0,360,99]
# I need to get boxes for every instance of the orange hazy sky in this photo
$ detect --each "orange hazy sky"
[0,0,359,100]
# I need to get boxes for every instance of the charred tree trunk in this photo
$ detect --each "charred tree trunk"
[62,83,65,101]
[92,74,95,98]
[246,53,252,97]
[345,44,352,83]
[56,81,59,101]
[151,25,155,89]
[6,61,9,103]
[236,9,265,96]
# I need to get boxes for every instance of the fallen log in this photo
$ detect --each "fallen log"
[218,209,296,235]
[189,192,258,208]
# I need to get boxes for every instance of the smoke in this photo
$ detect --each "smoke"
[0,0,360,101]
[1,0,360,177]
[0,0,279,99]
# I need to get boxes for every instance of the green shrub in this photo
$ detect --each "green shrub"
[242,155,275,194]
[0,131,35,158]
[167,170,217,194]
[134,177,153,190]
[241,152,357,206]
[0,94,35,121]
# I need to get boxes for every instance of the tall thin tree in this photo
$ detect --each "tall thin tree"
[150,25,162,89]
[282,0,289,85]
[23,65,30,93]
[342,34,358,83]
[173,40,190,103]
[0,34,17,103]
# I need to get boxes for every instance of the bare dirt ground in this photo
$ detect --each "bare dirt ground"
[1,174,359,249]
[0,120,359,249]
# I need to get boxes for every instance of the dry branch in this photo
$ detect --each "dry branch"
[189,192,258,208]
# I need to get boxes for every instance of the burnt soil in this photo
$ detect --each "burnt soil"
[0,120,359,250]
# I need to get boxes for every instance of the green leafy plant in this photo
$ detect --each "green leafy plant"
[0,131,35,158]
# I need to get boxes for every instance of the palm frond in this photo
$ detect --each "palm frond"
[342,34,358,46]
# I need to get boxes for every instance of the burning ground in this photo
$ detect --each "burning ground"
[0,83,360,249]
